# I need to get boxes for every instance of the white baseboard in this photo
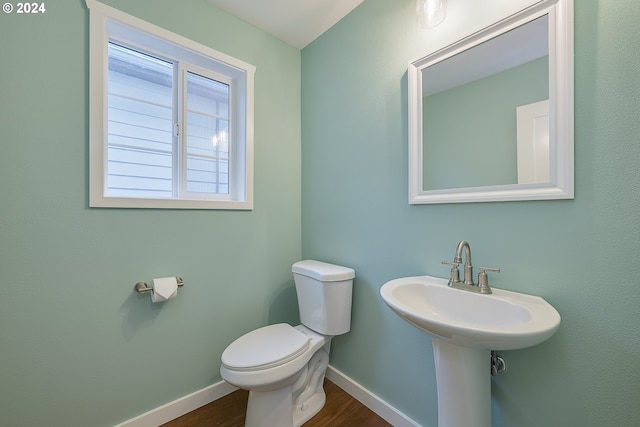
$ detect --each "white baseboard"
[115,365,420,427]
[326,366,421,427]
[114,380,238,427]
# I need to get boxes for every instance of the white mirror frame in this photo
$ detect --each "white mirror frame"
[408,0,573,204]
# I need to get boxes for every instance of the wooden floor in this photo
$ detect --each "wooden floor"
[161,379,392,427]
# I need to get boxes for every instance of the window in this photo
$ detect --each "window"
[87,0,255,209]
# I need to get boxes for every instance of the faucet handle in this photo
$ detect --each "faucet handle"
[442,261,461,284]
[478,267,500,294]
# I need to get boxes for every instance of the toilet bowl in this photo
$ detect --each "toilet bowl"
[221,324,331,426]
[220,260,355,427]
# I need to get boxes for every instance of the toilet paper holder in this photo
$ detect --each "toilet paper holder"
[135,277,184,294]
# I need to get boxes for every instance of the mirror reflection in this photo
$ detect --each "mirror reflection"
[422,16,549,190]
[408,0,573,204]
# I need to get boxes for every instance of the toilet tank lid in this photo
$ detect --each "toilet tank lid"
[292,260,355,281]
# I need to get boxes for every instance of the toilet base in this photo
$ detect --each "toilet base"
[245,378,327,427]
[293,383,326,427]
[244,345,330,427]
[246,386,295,427]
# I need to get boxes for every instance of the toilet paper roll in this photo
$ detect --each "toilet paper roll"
[151,277,178,303]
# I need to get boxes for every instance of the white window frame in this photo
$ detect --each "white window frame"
[87,0,255,209]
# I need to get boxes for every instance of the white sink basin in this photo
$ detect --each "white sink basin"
[380,275,561,350]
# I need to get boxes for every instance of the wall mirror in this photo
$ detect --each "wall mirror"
[408,0,573,204]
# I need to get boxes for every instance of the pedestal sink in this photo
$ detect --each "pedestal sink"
[380,275,560,427]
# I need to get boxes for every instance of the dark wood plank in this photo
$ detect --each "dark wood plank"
[161,379,392,427]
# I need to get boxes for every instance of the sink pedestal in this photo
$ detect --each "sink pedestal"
[432,339,490,427]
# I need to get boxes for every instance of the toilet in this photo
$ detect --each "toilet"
[220,260,355,427]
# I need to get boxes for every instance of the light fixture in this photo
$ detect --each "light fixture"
[416,0,447,28]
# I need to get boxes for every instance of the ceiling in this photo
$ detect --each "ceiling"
[207,0,364,49]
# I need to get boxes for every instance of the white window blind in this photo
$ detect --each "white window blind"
[184,70,231,196]
[107,43,174,198]
[106,43,233,199]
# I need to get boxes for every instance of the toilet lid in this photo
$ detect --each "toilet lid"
[221,324,310,371]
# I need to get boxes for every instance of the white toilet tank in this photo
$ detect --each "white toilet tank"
[292,260,355,336]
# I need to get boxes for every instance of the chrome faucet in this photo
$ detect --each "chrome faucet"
[442,240,499,294]
[454,240,474,285]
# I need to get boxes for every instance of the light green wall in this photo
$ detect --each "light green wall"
[0,1,301,426]
[424,57,548,189]
[302,1,640,426]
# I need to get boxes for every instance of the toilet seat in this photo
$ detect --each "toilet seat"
[221,323,310,372]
